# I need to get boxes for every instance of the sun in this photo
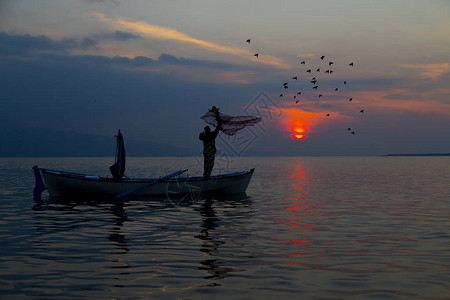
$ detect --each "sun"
[293,134,306,139]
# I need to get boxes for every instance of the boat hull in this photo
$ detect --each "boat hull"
[40,169,254,198]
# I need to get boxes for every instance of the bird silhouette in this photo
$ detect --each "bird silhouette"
[313,85,318,90]
[317,68,321,72]
[246,39,251,43]
[349,62,354,66]
[296,100,299,103]
[300,60,305,65]
[349,98,353,101]
[283,82,288,86]
[306,69,311,73]
[319,94,323,98]
[311,80,317,84]
[348,128,351,131]
[329,62,334,66]
[360,110,364,113]
[351,131,355,134]
[284,85,288,89]
[320,56,325,60]
[344,81,347,84]
[279,94,283,97]
[326,113,330,117]
[297,91,302,95]
[292,76,298,80]
[335,88,339,91]
[330,70,334,74]
[325,70,330,74]
[294,95,296,99]
[254,53,259,58]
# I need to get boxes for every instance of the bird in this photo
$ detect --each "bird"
[351,131,355,135]
[360,110,364,113]
[326,113,330,117]
[296,100,299,103]
[279,94,283,97]
[319,94,323,98]
[311,80,317,84]
[306,69,311,73]
[335,88,339,91]
[313,85,318,89]
[325,70,330,74]
[329,62,334,66]
[283,82,288,86]
[292,76,298,80]
[254,53,259,58]
[294,95,296,99]
[348,128,351,131]
[349,98,353,101]
[320,56,325,60]
[246,39,251,43]
[330,70,334,74]
[300,60,306,64]
[297,91,302,95]
[284,85,288,89]
[344,81,347,84]
[317,68,321,72]
[349,62,354,66]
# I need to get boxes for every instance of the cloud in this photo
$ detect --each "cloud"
[90,12,288,69]
[398,63,450,79]
[114,30,142,41]
[0,32,97,55]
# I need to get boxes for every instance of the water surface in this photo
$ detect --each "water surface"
[0,156,448,299]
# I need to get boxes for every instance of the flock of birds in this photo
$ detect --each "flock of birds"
[246,38,364,136]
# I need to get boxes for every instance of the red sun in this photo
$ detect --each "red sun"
[293,134,306,139]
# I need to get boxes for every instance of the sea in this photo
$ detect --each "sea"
[0,156,449,299]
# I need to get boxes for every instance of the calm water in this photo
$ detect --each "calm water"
[0,156,449,299]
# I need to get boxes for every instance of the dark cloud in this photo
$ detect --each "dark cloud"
[114,30,142,41]
[0,32,97,55]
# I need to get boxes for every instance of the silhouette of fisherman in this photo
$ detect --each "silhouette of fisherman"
[199,106,222,177]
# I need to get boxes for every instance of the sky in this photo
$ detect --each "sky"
[1,0,449,156]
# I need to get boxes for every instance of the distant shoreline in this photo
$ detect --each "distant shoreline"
[385,153,450,156]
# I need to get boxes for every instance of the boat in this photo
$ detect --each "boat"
[32,130,254,199]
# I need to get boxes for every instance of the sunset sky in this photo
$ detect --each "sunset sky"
[1,0,449,156]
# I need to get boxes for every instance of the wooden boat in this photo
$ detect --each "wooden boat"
[32,130,254,199]
[33,167,254,198]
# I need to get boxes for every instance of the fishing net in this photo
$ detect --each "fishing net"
[201,107,262,136]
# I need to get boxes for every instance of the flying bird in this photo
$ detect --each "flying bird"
[246,39,251,43]
[254,53,259,58]
[325,70,330,74]
[326,113,330,117]
[296,100,299,103]
[360,110,364,113]
[329,62,334,66]
[320,56,325,60]
[292,76,298,80]
[300,60,306,65]
[319,94,323,98]
[297,91,302,95]
[313,85,318,90]
[349,62,354,66]
[306,69,311,73]
[349,98,353,101]
[317,68,321,72]
[348,128,351,131]
[351,131,355,135]
[279,94,283,97]
[311,80,317,84]
[344,81,347,84]
[335,88,339,91]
